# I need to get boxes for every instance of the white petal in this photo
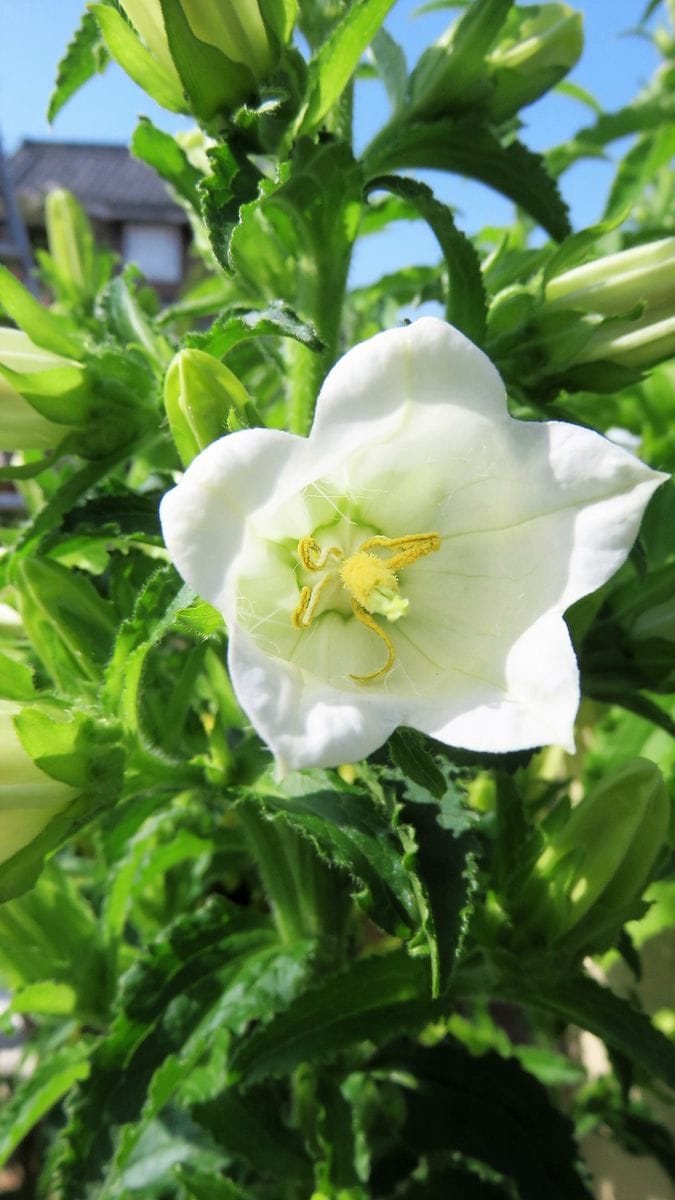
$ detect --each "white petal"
[228,628,402,771]
[412,613,579,753]
[159,427,307,613]
[310,318,506,452]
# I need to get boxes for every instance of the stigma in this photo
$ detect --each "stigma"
[292,530,440,682]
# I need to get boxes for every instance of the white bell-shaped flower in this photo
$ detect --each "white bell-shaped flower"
[161,319,667,771]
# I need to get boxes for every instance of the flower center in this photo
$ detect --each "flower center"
[291,531,440,683]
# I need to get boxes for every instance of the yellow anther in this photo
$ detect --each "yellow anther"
[348,602,396,683]
[360,531,441,572]
[292,575,333,628]
[291,529,441,684]
[339,552,404,619]
[297,535,343,572]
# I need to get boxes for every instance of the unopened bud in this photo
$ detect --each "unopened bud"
[0,702,78,868]
[0,329,74,451]
[164,348,256,464]
[487,4,583,122]
[523,760,670,954]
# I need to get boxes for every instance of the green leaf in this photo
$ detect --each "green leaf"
[229,949,433,1087]
[250,788,418,936]
[131,115,202,210]
[0,649,35,702]
[194,1088,313,1184]
[185,302,323,359]
[509,970,675,1091]
[400,793,476,995]
[297,0,398,135]
[229,139,362,334]
[371,28,408,112]
[366,175,486,343]
[103,567,189,731]
[48,9,111,122]
[0,1044,92,1170]
[364,116,571,241]
[14,557,115,691]
[358,193,420,235]
[0,265,84,358]
[389,728,446,799]
[393,1165,513,1199]
[90,2,185,112]
[604,126,675,223]
[199,144,262,271]
[376,1039,593,1199]
[542,206,631,286]
[175,1167,253,1200]
[53,899,311,1199]
[548,90,675,173]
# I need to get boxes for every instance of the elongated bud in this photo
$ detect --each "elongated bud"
[409,0,581,122]
[0,702,78,868]
[519,760,670,954]
[546,237,675,320]
[0,329,74,451]
[164,348,255,465]
[487,4,583,122]
[514,237,675,385]
[44,189,112,308]
[409,0,511,118]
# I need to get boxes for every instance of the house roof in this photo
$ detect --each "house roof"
[8,140,188,226]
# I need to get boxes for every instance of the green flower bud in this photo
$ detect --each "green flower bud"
[546,237,675,320]
[103,0,296,122]
[44,189,113,308]
[164,348,255,465]
[486,4,583,122]
[520,760,670,954]
[0,702,78,868]
[409,0,581,123]
[0,328,73,451]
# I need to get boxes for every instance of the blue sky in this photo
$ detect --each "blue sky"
[0,1,662,287]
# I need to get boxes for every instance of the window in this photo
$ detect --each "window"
[122,223,182,284]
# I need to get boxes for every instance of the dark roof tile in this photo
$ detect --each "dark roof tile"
[8,140,188,225]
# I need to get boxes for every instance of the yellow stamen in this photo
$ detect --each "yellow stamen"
[348,601,395,683]
[339,552,403,619]
[360,531,441,571]
[297,535,343,572]
[292,529,441,683]
[292,574,333,628]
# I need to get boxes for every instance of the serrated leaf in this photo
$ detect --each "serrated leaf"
[376,1039,593,1200]
[0,1043,92,1170]
[364,116,571,241]
[249,789,418,935]
[48,8,111,122]
[229,949,433,1088]
[389,728,446,799]
[509,969,675,1091]
[53,899,312,1200]
[297,0,398,135]
[400,796,476,995]
[366,175,486,342]
[185,303,323,359]
[194,1088,313,1184]
[15,556,115,691]
[131,116,202,210]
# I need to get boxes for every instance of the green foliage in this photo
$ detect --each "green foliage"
[2,1,675,1195]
